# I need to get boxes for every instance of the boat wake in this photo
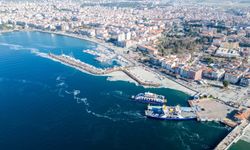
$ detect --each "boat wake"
[122,110,145,119]
[86,108,114,121]
[64,88,118,121]
[109,90,131,101]
[0,42,24,50]
[0,77,51,90]
[55,75,68,97]
[54,76,143,123]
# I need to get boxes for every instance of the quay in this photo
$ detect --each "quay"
[215,120,250,150]
[188,98,250,149]
[188,98,234,123]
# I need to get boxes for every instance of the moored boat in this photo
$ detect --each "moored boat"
[145,105,197,120]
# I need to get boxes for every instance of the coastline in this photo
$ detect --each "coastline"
[1,29,197,95]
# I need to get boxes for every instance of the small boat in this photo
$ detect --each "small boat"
[131,92,167,104]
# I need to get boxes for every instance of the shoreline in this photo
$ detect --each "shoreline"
[1,29,197,96]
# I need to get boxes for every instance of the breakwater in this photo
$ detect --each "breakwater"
[48,53,123,75]
[47,53,162,87]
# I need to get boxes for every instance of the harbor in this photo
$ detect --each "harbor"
[43,45,248,131]
[1,0,250,149]
[1,30,248,150]
[0,30,247,150]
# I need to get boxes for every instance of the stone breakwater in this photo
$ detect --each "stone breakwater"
[46,53,163,87]
[48,53,123,75]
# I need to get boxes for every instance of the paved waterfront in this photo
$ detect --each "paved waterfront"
[241,124,250,143]
[215,121,249,150]
[189,98,234,122]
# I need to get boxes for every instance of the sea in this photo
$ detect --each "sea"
[0,31,230,150]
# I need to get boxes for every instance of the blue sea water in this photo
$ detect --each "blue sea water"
[0,31,229,150]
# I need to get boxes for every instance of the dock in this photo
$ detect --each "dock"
[188,98,234,122]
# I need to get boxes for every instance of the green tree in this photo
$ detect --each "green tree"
[223,80,229,88]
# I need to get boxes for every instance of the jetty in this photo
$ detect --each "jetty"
[48,53,122,75]
[47,53,161,87]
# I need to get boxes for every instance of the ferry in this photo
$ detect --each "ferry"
[131,92,167,104]
[145,105,197,120]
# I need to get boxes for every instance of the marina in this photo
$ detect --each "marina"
[83,47,117,64]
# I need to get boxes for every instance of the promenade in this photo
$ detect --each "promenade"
[215,120,250,150]
[189,98,234,122]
